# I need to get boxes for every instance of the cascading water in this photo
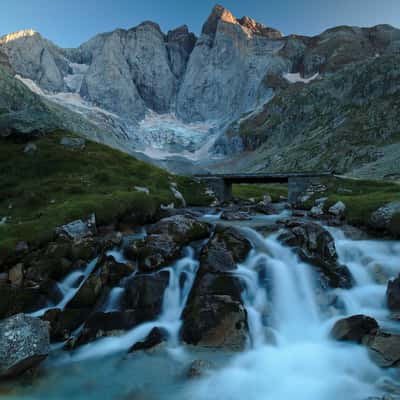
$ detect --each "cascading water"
[6,214,400,400]
[187,226,400,400]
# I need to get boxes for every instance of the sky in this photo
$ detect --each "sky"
[0,0,399,48]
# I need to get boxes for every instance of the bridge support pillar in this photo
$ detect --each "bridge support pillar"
[202,178,232,203]
[288,176,319,204]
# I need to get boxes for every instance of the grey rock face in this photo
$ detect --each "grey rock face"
[370,202,400,230]
[0,30,69,92]
[0,314,50,379]
[176,5,288,122]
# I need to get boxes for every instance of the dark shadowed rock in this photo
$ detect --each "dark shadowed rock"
[125,271,170,323]
[131,215,210,271]
[66,274,103,309]
[42,308,91,341]
[129,327,169,352]
[181,226,250,350]
[75,311,140,346]
[364,331,400,368]
[278,221,354,288]
[331,315,379,344]
[221,211,252,221]
[387,275,400,311]
[0,314,50,379]
[0,283,46,319]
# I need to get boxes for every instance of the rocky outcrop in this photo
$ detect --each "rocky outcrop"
[331,315,379,343]
[181,226,251,350]
[278,221,353,288]
[370,202,400,237]
[129,327,169,352]
[0,314,50,379]
[129,215,210,271]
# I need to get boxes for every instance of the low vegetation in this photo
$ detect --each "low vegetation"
[232,183,288,202]
[0,130,211,259]
[306,177,400,227]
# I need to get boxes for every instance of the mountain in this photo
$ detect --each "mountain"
[0,5,399,178]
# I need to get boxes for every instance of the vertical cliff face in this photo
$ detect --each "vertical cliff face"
[176,5,288,123]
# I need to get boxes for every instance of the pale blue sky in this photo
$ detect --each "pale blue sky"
[1,0,399,48]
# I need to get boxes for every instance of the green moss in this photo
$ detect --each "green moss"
[232,184,288,202]
[0,130,210,257]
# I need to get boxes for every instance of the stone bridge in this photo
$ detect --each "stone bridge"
[196,172,334,204]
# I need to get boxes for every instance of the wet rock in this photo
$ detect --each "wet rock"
[69,238,98,262]
[42,308,91,341]
[131,215,210,271]
[331,315,379,343]
[364,331,400,368]
[181,226,250,350]
[309,205,324,218]
[387,275,400,311]
[328,201,346,218]
[125,271,170,323]
[97,255,135,286]
[0,283,45,319]
[221,210,252,221]
[181,294,248,350]
[75,311,140,345]
[66,274,103,309]
[186,359,215,378]
[199,225,252,274]
[278,221,353,288]
[254,203,277,215]
[369,202,400,236]
[129,327,169,352]
[0,314,50,379]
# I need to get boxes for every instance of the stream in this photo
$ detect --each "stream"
[3,209,400,400]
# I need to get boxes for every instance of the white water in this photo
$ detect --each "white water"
[54,247,199,364]
[30,257,99,317]
[15,218,400,400]
[186,227,400,400]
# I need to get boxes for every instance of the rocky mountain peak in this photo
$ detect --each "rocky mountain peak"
[202,4,238,36]
[0,29,39,44]
[238,16,282,39]
[202,4,282,39]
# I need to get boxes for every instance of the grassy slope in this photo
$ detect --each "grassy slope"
[232,184,288,202]
[306,177,400,229]
[0,130,211,258]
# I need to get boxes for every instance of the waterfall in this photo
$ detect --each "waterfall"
[186,226,399,400]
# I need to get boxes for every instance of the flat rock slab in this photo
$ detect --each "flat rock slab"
[0,314,50,379]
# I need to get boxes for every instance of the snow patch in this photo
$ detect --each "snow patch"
[283,72,319,84]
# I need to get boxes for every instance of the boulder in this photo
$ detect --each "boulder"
[331,315,379,343]
[97,255,135,286]
[199,225,252,274]
[8,263,24,286]
[328,201,346,218]
[0,283,45,319]
[278,221,354,288]
[131,215,210,271]
[387,275,400,312]
[0,314,50,379]
[181,294,248,350]
[309,205,324,218]
[42,308,91,341]
[369,202,400,233]
[129,327,169,352]
[124,271,170,323]
[181,226,251,350]
[66,274,103,309]
[56,214,96,241]
[364,331,400,368]
[74,311,140,346]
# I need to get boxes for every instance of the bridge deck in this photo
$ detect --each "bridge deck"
[195,172,333,184]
